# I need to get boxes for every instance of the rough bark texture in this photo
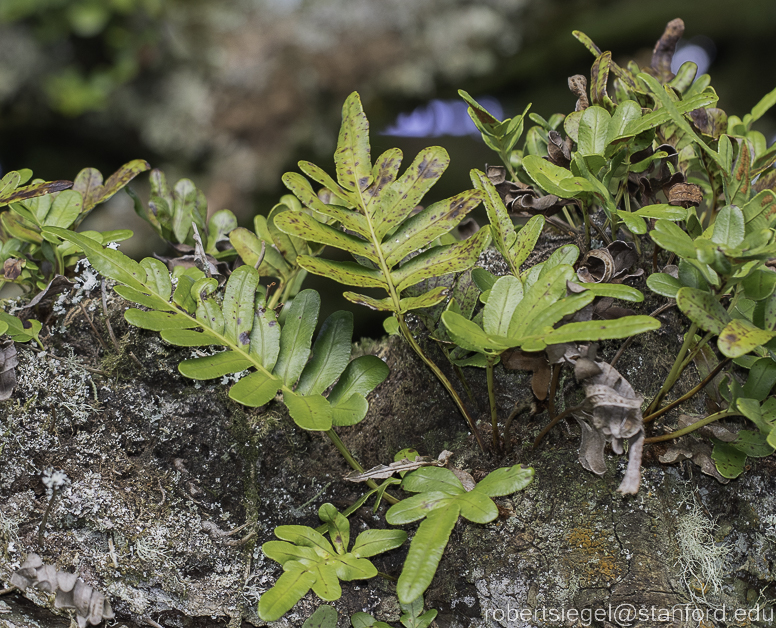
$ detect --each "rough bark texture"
[0,247,775,627]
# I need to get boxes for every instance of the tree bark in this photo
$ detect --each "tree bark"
[0,263,774,628]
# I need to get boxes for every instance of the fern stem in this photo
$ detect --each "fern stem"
[486,358,500,452]
[643,357,731,424]
[646,322,698,415]
[500,150,519,183]
[326,429,399,505]
[532,403,583,449]
[582,206,591,248]
[643,409,737,443]
[397,315,486,453]
[561,206,578,230]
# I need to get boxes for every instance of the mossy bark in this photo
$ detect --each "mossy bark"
[0,254,775,627]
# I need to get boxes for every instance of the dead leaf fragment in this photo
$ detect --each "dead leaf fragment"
[547,130,572,168]
[577,240,640,284]
[502,349,552,400]
[0,339,18,401]
[667,182,703,207]
[568,75,589,111]
[11,553,114,627]
[452,468,476,491]
[344,456,444,482]
[15,275,74,312]
[2,257,24,280]
[554,344,645,494]
[485,165,579,216]
[658,438,730,484]
[650,18,684,82]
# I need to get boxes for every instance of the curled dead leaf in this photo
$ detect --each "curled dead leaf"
[650,18,684,82]
[568,75,589,111]
[658,439,730,484]
[577,240,642,284]
[547,130,572,168]
[2,257,24,281]
[552,344,644,494]
[627,144,685,206]
[0,339,18,401]
[485,165,578,216]
[11,553,114,627]
[667,182,703,208]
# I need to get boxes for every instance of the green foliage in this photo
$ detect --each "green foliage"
[129,170,237,260]
[0,161,147,291]
[0,312,43,348]
[455,166,659,357]
[258,503,406,621]
[352,597,437,628]
[6,20,776,627]
[274,91,493,448]
[459,90,531,176]
[386,465,534,604]
[229,194,324,308]
[302,605,337,628]
[276,92,491,316]
[46,228,388,432]
[1,0,164,116]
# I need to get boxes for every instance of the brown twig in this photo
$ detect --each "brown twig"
[101,279,121,352]
[532,404,584,450]
[503,398,534,448]
[80,302,109,352]
[547,364,561,419]
[29,347,110,376]
[38,486,61,547]
[129,351,144,369]
[643,357,731,424]
[0,586,16,595]
[590,218,612,246]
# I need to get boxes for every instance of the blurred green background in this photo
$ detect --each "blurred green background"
[2,0,775,337]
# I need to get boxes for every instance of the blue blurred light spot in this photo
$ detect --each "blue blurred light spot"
[671,35,716,77]
[382,97,504,138]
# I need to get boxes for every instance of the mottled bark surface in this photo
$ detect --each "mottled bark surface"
[0,252,775,627]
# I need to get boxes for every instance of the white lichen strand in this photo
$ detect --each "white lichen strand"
[675,500,729,606]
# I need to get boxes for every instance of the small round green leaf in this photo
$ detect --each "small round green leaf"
[646,272,682,298]
[473,465,535,497]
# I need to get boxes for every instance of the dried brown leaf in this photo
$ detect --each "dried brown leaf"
[343,456,444,482]
[573,356,645,494]
[451,468,476,491]
[658,440,730,484]
[568,75,589,111]
[650,18,684,82]
[502,349,552,400]
[0,339,18,401]
[668,182,703,207]
[547,131,572,168]
[15,275,74,312]
[2,258,24,280]
[11,553,114,625]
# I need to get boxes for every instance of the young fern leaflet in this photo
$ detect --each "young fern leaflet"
[275,92,492,451]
